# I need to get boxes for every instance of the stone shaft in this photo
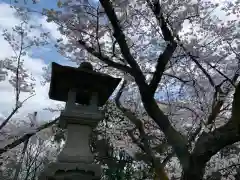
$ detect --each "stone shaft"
[58,124,94,163]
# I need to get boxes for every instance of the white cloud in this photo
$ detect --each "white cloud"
[0,56,61,123]
[24,56,46,76]
[39,16,68,43]
[0,3,19,29]
[0,2,62,126]
[0,36,14,60]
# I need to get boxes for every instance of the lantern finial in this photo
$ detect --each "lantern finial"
[78,62,93,71]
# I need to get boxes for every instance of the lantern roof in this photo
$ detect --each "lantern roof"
[49,62,121,106]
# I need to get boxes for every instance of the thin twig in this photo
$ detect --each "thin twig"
[0,117,59,155]
[15,23,24,108]
[0,94,35,131]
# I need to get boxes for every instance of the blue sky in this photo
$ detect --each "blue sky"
[0,0,102,125]
[0,0,67,124]
[0,0,67,65]
[0,0,100,66]
[1,0,59,11]
[24,0,64,65]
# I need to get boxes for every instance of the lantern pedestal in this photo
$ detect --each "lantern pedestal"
[39,104,104,180]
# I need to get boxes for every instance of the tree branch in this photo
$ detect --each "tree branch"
[99,0,146,80]
[0,94,35,131]
[207,69,239,126]
[175,36,216,88]
[146,0,178,96]
[15,25,24,108]
[146,0,174,43]
[149,43,177,95]
[185,50,215,88]
[115,80,169,180]
[146,1,240,172]
[193,82,240,164]
[0,24,29,131]
[145,71,191,84]
[0,117,59,155]
[96,5,102,56]
[147,0,215,91]
[162,151,175,166]
[78,40,133,74]
[98,0,189,170]
[115,80,144,129]
[206,61,236,87]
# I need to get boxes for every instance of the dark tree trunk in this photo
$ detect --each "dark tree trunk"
[181,169,204,180]
[181,156,206,180]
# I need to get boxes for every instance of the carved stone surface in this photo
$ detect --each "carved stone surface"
[38,162,101,180]
[59,91,104,129]
[57,124,94,163]
[57,101,103,163]
[39,104,103,179]
[59,106,104,129]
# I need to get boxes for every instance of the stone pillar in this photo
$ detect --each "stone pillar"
[57,124,94,163]
[39,90,103,180]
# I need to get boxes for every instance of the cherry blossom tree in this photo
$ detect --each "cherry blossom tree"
[0,6,49,131]
[40,0,240,179]
[0,5,59,177]
[1,0,239,179]
[8,0,40,5]
[0,129,59,180]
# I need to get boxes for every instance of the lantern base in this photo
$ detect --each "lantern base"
[38,162,101,180]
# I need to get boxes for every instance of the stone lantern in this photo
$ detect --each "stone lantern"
[39,62,121,180]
